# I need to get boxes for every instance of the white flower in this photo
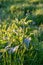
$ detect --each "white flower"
[12,45,19,52]
[5,46,10,50]
[8,45,19,54]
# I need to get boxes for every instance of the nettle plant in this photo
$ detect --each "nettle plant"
[0,18,43,65]
[0,18,30,65]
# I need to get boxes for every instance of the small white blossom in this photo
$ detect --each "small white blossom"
[5,46,10,50]
[8,45,19,54]
[12,45,19,52]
